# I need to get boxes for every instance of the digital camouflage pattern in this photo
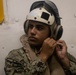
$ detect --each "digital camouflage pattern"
[4,35,76,75]
[5,48,46,75]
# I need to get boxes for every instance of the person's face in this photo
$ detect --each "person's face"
[27,20,50,46]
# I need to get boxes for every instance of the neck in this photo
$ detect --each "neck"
[30,44,42,52]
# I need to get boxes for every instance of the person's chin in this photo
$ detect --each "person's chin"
[28,40,38,46]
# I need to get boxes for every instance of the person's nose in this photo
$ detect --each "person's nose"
[30,27,37,34]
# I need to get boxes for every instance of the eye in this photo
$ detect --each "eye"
[28,24,33,29]
[36,25,45,30]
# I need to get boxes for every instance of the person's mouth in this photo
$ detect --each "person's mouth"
[28,37,37,41]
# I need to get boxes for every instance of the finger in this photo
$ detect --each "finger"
[57,40,66,45]
[56,45,62,51]
[56,40,67,47]
[48,38,56,44]
[44,38,51,43]
[44,38,56,46]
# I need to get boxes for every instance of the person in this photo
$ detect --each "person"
[4,0,76,75]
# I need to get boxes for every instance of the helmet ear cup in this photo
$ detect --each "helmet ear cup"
[24,20,29,34]
[52,25,63,40]
[56,25,63,40]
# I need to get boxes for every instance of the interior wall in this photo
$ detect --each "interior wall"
[0,0,76,75]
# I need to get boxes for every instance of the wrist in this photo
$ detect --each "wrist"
[38,53,48,62]
[61,56,70,69]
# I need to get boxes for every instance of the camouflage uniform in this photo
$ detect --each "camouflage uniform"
[4,35,76,75]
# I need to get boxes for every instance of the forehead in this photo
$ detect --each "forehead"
[28,20,49,27]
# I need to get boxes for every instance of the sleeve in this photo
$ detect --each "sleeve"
[29,58,46,74]
[64,53,76,75]
[4,50,47,75]
[69,60,76,74]
[4,56,25,75]
[68,53,76,75]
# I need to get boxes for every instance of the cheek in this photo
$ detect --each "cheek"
[38,27,50,42]
[37,31,50,43]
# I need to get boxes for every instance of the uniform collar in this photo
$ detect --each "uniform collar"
[20,34,41,54]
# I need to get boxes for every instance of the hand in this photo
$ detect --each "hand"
[55,40,70,68]
[55,40,67,59]
[39,38,56,62]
